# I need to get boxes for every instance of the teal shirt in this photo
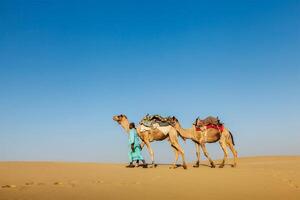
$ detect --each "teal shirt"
[128,129,144,162]
[128,129,141,148]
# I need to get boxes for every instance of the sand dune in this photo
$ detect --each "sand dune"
[0,156,299,200]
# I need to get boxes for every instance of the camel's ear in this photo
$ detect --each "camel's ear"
[194,117,198,125]
[172,116,178,122]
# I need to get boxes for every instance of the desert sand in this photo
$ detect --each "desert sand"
[0,156,299,200]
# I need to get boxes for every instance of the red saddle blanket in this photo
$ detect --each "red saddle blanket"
[195,124,224,132]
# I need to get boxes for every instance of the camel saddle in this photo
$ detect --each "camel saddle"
[195,116,221,126]
[194,116,223,132]
[140,114,173,127]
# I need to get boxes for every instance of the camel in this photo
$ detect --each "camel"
[169,117,238,168]
[113,114,187,169]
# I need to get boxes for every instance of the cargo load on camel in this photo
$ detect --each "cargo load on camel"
[140,114,174,127]
[139,114,174,135]
[194,116,224,132]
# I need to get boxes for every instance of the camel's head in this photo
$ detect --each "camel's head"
[169,116,180,129]
[112,114,127,124]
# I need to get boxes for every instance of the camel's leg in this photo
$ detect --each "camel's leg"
[219,139,228,168]
[227,141,238,167]
[169,133,187,169]
[193,143,200,168]
[170,145,179,169]
[168,138,179,169]
[140,141,145,149]
[172,142,187,169]
[224,129,238,167]
[144,141,156,167]
[200,143,216,168]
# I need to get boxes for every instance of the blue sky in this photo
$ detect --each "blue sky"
[0,0,299,163]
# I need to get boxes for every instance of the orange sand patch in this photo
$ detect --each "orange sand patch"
[0,156,299,200]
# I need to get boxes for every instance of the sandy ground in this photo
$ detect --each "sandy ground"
[0,156,299,200]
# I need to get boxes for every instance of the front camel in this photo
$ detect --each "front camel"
[113,114,187,169]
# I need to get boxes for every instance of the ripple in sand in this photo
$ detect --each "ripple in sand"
[68,181,78,187]
[96,180,105,184]
[25,182,34,186]
[287,180,299,190]
[53,182,63,186]
[2,185,17,188]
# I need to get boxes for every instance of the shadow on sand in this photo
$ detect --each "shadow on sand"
[133,163,234,168]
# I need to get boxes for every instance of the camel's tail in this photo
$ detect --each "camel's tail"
[229,131,235,146]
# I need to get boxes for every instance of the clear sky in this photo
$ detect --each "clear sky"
[0,0,299,163]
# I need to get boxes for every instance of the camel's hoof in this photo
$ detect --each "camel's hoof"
[149,163,156,168]
[183,165,188,170]
[193,165,199,168]
[231,164,237,168]
[142,164,148,168]
[219,165,224,168]
[210,164,216,168]
[193,162,200,168]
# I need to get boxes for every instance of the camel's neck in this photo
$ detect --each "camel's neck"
[176,124,194,139]
[120,119,130,133]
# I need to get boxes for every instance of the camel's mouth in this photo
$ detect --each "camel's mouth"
[112,116,120,122]
[113,115,125,124]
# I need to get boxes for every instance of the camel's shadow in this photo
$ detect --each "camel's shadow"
[145,163,234,168]
[198,163,235,168]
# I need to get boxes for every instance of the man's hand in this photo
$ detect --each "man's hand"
[131,143,135,152]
